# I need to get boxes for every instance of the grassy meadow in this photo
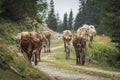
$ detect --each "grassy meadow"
[41,35,120,80]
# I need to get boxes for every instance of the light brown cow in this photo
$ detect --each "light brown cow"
[72,33,86,65]
[77,24,89,41]
[16,31,42,65]
[62,30,72,59]
[88,28,97,44]
[42,30,51,52]
[77,24,97,43]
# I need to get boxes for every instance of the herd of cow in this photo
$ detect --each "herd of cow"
[62,24,96,65]
[16,31,51,65]
[15,24,96,66]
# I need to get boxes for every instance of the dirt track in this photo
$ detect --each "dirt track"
[34,44,120,80]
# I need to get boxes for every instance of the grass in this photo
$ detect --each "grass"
[86,35,120,69]
[46,35,120,71]
[42,47,120,80]
[41,35,120,80]
[0,68,26,80]
[0,18,54,80]
[51,39,63,47]
[0,39,54,80]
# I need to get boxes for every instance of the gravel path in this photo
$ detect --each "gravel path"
[34,44,120,80]
[51,44,64,51]
[35,62,111,80]
[72,66,120,76]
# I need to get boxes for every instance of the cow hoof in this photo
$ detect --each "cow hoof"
[82,61,85,65]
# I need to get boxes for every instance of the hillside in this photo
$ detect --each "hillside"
[0,17,120,80]
[0,17,54,80]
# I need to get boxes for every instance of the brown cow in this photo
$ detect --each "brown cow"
[73,24,88,65]
[62,30,72,59]
[42,31,51,52]
[73,33,86,65]
[16,31,43,65]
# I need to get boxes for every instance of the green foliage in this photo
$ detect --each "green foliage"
[93,0,120,49]
[0,68,25,80]
[74,0,100,30]
[68,10,74,30]
[0,17,45,44]
[56,12,63,32]
[86,36,120,68]
[0,0,4,14]
[56,20,63,32]
[0,0,47,22]
[47,0,57,31]
[0,18,29,44]
[63,13,68,30]
[74,0,85,30]
[74,12,84,30]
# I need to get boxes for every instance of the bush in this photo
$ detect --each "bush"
[86,36,120,68]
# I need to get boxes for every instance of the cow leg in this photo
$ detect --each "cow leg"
[34,51,38,65]
[66,49,69,59]
[78,52,81,65]
[82,48,85,65]
[27,51,33,63]
[48,40,51,52]
[68,44,70,59]
[66,45,70,59]
[38,47,42,62]
[66,46,68,59]
[82,54,85,65]
[35,54,37,65]
[32,53,34,62]
[64,42,66,52]
[47,44,49,52]
[68,48,70,59]
[75,50,79,65]
[90,36,93,44]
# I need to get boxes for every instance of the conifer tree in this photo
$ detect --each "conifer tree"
[74,0,100,30]
[93,0,120,49]
[63,13,68,30]
[47,0,57,31]
[1,0,47,21]
[74,0,85,30]
[68,10,73,30]
[56,12,63,32]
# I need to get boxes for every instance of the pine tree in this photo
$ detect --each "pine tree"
[68,10,73,30]
[47,0,57,31]
[93,0,120,49]
[74,0,100,30]
[74,0,85,30]
[1,0,47,21]
[56,12,63,32]
[63,13,68,30]
[84,0,100,26]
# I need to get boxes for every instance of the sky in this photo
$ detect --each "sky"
[47,0,79,21]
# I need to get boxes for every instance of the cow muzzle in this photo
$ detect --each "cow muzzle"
[77,43,81,47]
